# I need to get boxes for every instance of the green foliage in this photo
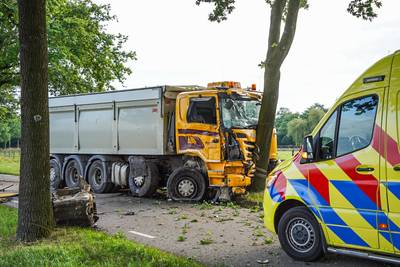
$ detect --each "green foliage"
[287,117,307,146]
[195,0,235,23]
[275,107,298,145]
[0,115,20,147]
[278,103,327,146]
[0,0,135,97]
[0,206,201,267]
[347,0,382,21]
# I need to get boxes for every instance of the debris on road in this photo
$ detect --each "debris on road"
[52,177,98,227]
[0,192,18,203]
[256,259,270,265]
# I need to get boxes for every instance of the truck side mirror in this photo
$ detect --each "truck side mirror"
[301,135,314,162]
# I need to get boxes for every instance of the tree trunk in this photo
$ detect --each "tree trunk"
[16,0,54,242]
[251,0,301,191]
[252,65,281,190]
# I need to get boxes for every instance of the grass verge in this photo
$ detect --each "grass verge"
[0,155,20,176]
[0,205,201,267]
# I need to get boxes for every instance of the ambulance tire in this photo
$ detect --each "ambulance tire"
[278,206,324,262]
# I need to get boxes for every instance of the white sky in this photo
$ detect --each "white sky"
[93,0,400,112]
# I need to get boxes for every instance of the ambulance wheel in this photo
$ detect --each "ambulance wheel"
[128,162,160,197]
[167,167,206,202]
[88,160,113,193]
[50,159,62,191]
[278,206,324,262]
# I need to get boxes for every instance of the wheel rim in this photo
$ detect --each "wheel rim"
[177,178,196,198]
[286,217,315,253]
[94,168,103,186]
[68,164,79,184]
[133,176,145,187]
[50,167,56,182]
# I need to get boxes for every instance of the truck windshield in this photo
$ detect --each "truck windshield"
[221,97,261,129]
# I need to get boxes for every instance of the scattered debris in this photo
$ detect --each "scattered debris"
[0,184,13,192]
[52,177,98,227]
[123,210,135,216]
[256,259,270,265]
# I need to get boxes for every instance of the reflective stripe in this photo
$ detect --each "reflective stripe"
[335,154,381,209]
[331,180,378,210]
[328,225,370,248]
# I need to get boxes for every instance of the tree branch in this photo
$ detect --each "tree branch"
[267,0,286,49]
[276,0,301,65]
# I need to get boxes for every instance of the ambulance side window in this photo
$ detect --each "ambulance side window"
[318,111,337,160]
[336,95,378,156]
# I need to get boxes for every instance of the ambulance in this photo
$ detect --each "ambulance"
[264,50,400,264]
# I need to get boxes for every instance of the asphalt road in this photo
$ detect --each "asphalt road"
[0,174,392,267]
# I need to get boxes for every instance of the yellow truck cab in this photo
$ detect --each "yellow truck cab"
[264,50,400,264]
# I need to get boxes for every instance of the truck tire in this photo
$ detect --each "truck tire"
[50,159,62,191]
[167,167,206,202]
[64,159,82,188]
[88,160,113,193]
[277,206,324,262]
[128,161,160,197]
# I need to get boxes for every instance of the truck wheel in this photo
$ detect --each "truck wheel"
[128,162,160,197]
[88,160,113,193]
[64,160,82,188]
[167,167,206,202]
[50,159,62,191]
[278,206,324,262]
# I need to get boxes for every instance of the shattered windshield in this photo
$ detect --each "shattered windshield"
[221,97,261,129]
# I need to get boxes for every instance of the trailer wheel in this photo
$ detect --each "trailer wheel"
[167,167,206,202]
[88,160,113,193]
[278,206,324,262]
[64,160,82,188]
[50,159,62,191]
[128,162,160,197]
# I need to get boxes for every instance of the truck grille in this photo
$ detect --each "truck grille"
[243,141,255,161]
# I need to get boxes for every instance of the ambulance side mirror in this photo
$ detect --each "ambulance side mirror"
[301,135,314,162]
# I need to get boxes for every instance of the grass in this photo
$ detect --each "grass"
[0,205,202,267]
[278,149,296,161]
[0,155,20,176]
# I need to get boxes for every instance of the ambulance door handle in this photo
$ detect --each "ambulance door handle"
[394,165,400,172]
[356,167,374,172]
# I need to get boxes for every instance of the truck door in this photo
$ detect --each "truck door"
[302,91,383,250]
[383,60,400,253]
[176,95,221,162]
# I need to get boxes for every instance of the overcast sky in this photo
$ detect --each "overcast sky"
[93,0,400,112]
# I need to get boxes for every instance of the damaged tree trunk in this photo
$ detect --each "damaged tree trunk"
[52,179,98,226]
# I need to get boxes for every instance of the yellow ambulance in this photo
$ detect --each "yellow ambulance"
[263,50,400,264]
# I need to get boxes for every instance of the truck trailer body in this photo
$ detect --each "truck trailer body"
[49,83,278,201]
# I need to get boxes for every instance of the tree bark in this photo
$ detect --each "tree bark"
[16,0,54,241]
[251,0,301,191]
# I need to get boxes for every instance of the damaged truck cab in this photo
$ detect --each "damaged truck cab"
[175,82,278,197]
[49,81,277,201]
